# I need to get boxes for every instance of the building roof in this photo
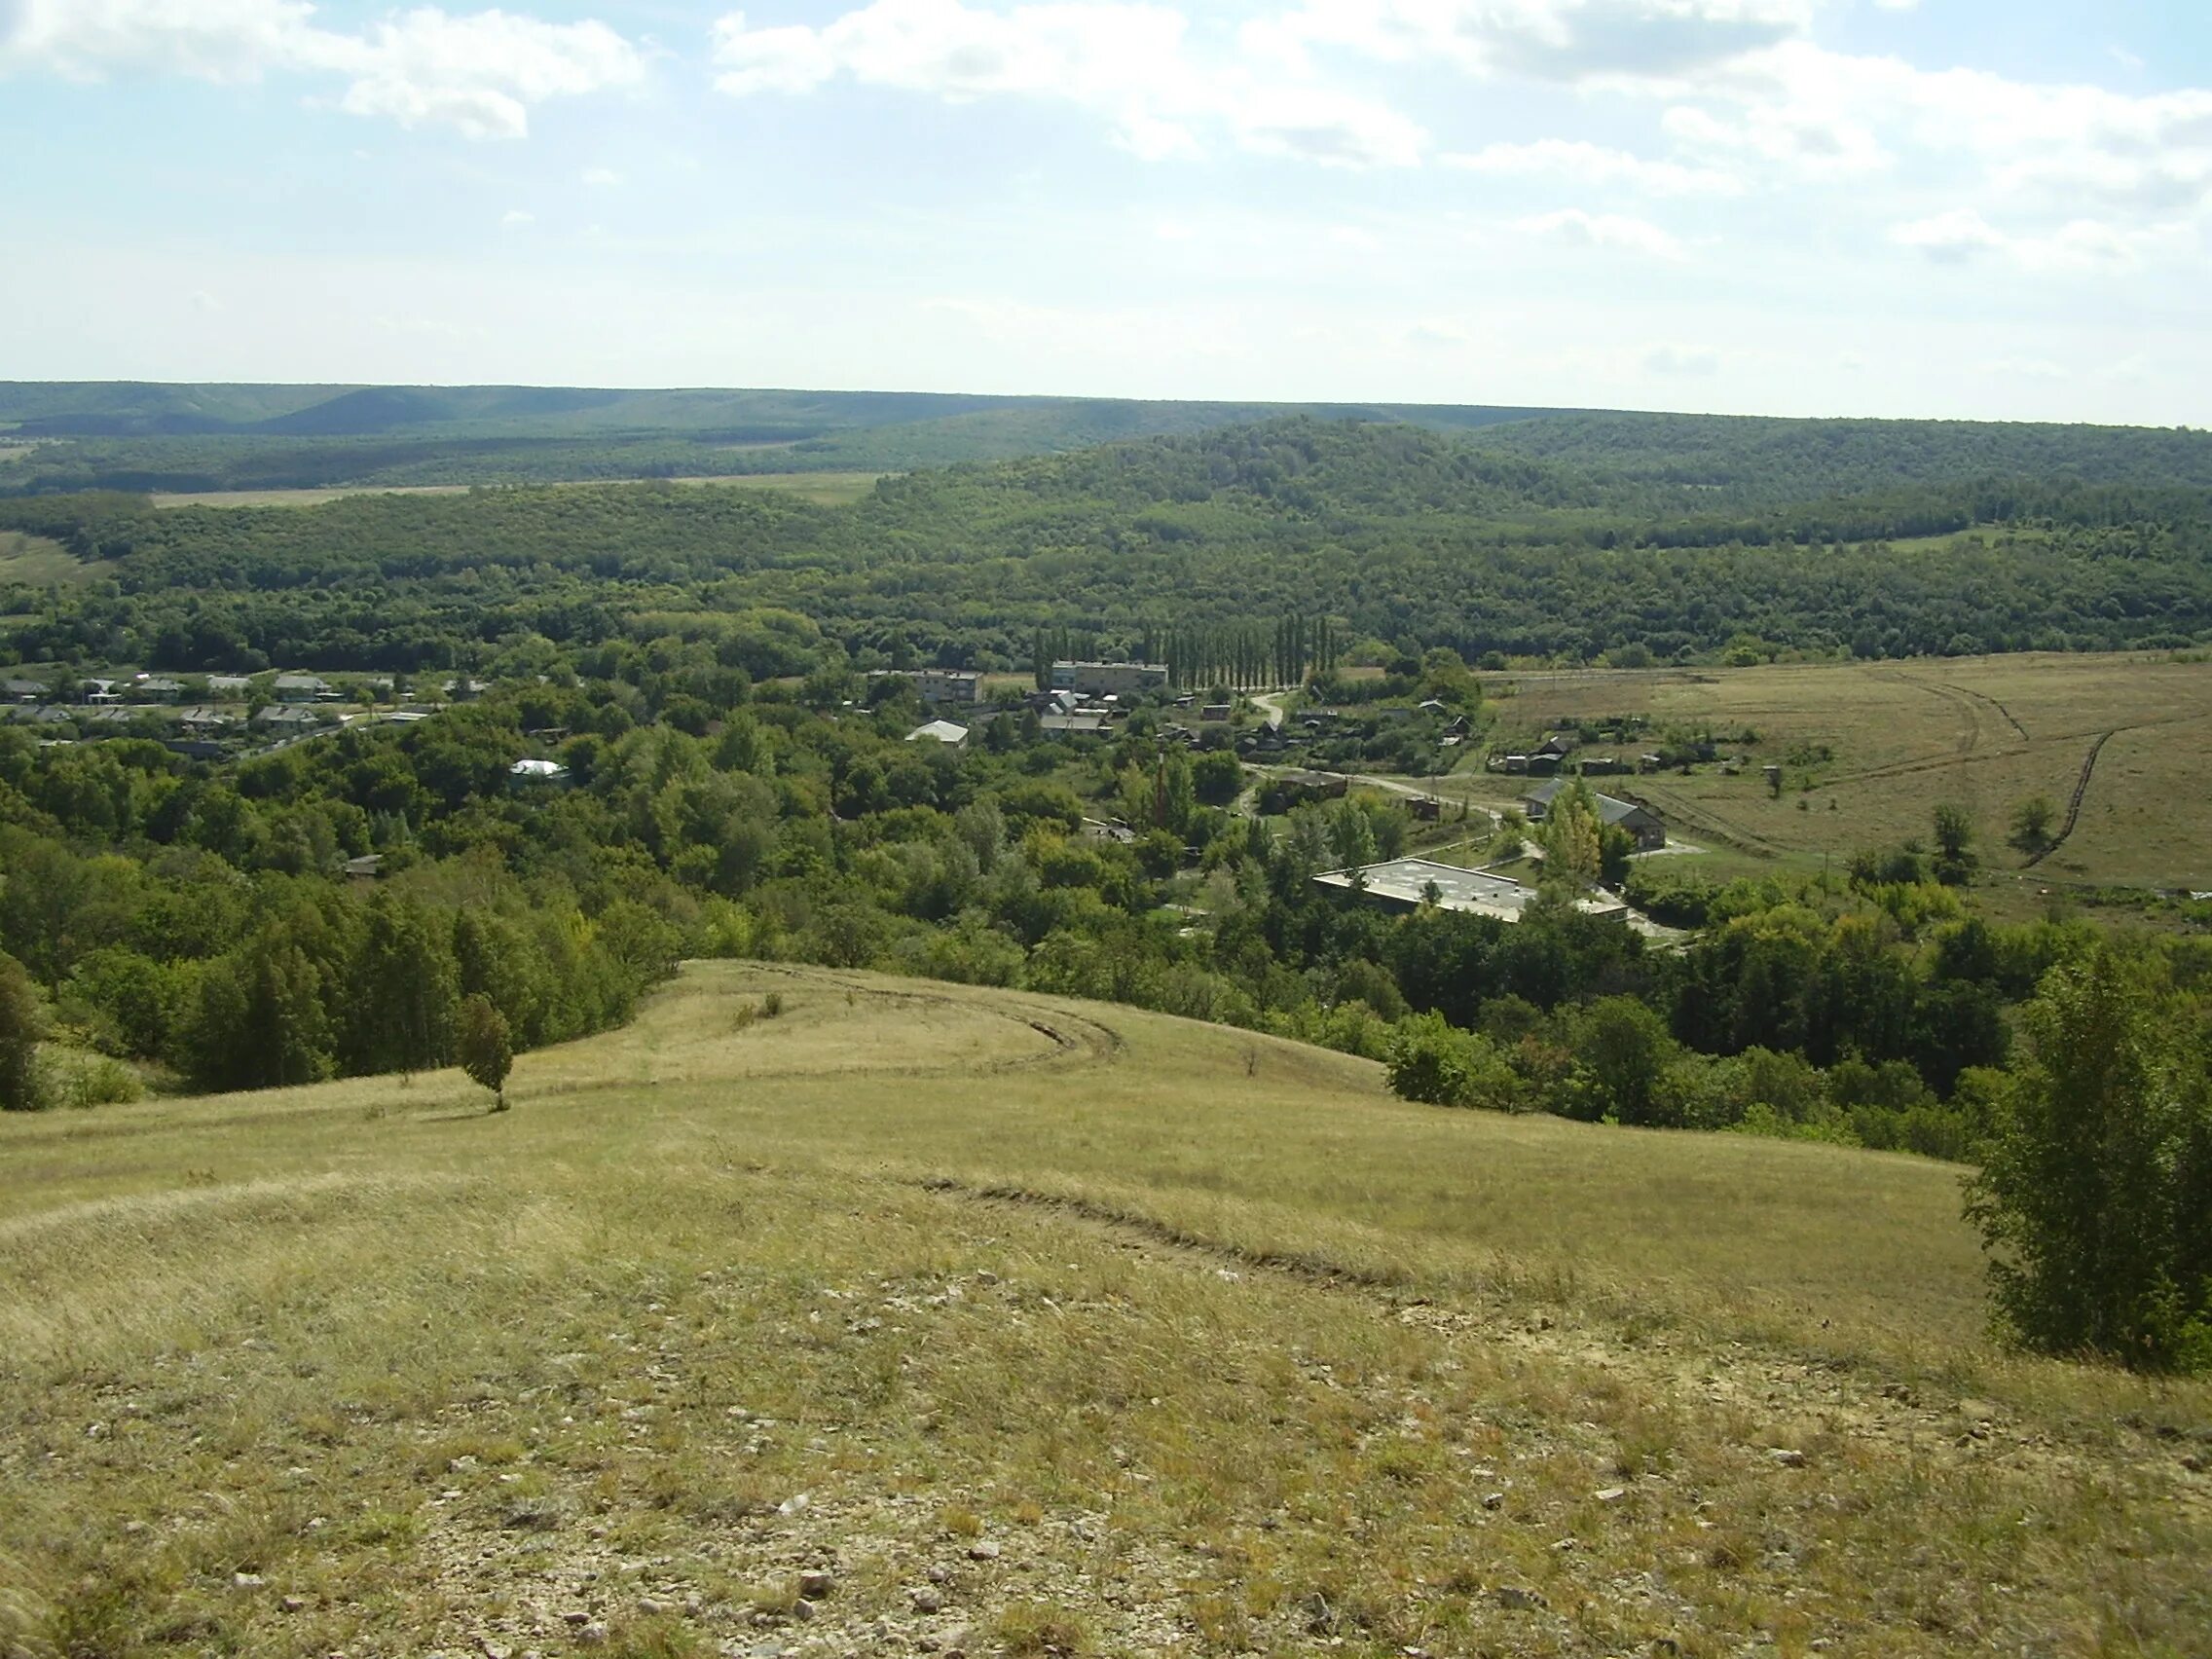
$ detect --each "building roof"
[1313,857,1626,922]
[1037,713,1106,733]
[274,672,331,688]
[905,719,970,745]
[509,757,569,778]
[1522,778,1661,827]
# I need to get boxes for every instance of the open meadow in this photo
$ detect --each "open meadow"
[3,964,2204,1658]
[0,531,106,586]
[1398,653,2212,900]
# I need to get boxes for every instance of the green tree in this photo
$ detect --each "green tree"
[1540,779,1603,887]
[346,895,460,1075]
[0,950,48,1112]
[1966,951,2212,1372]
[1191,750,1244,807]
[458,993,514,1112]
[1570,995,1679,1124]
[2009,794,2057,858]
[1932,803,1976,885]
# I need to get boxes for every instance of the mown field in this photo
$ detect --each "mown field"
[3,964,2204,1657]
[1402,653,2212,897]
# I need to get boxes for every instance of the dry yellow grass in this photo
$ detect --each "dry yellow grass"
[1423,654,2212,891]
[2,963,2206,1656]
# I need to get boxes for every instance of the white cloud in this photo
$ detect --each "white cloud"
[1517,206,1687,259]
[1444,137,1742,195]
[1229,84,1425,167]
[1870,0,1918,11]
[709,0,1424,166]
[1890,206,2191,272]
[1257,0,1814,87]
[1887,206,2004,260]
[0,0,644,138]
[1641,342,1720,375]
[582,166,624,186]
[1668,41,2212,218]
[1980,355,2066,379]
[1662,100,1887,180]
[500,208,535,228]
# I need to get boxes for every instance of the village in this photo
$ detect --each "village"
[890,658,1696,933]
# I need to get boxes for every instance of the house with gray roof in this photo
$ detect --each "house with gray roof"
[1520,778,1667,850]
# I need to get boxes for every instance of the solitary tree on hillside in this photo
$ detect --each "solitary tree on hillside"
[458,994,514,1113]
[2009,795,2057,858]
[1932,803,1977,885]
[0,951,47,1113]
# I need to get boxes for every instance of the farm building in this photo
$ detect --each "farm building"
[507,757,571,785]
[1313,858,1627,923]
[1520,779,1668,850]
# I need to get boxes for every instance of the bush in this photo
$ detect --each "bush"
[43,1049,143,1110]
[458,993,514,1112]
[1384,1013,1518,1111]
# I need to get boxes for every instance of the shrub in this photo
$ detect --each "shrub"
[458,993,514,1112]
[1384,1013,1518,1111]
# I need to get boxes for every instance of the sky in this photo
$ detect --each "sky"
[1,0,2208,424]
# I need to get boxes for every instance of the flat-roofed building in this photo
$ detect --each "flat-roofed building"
[1312,857,1627,923]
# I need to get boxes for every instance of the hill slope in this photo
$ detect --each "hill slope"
[3,964,2203,1657]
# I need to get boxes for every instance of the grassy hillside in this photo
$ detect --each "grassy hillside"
[4,964,2203,1657]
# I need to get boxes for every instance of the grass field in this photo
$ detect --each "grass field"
[149,472,885,510]
[1445,654,2212,895]
[0,530,108,585]
[3,963,2204,1657]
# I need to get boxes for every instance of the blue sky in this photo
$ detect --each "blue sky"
[2,0,2208,423]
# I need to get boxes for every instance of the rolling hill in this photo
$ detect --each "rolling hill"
[3,963,2203,1657]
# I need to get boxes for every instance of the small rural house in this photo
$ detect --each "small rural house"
[1519,778,1667,851]
[905,719,970,750]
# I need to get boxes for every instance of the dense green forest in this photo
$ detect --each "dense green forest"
[5,417,2210,673]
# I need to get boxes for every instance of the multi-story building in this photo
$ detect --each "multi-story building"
[1050,660,1169,698]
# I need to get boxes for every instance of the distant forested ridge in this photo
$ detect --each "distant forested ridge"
[3,415,2207,672]
[0,382,1566,494]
